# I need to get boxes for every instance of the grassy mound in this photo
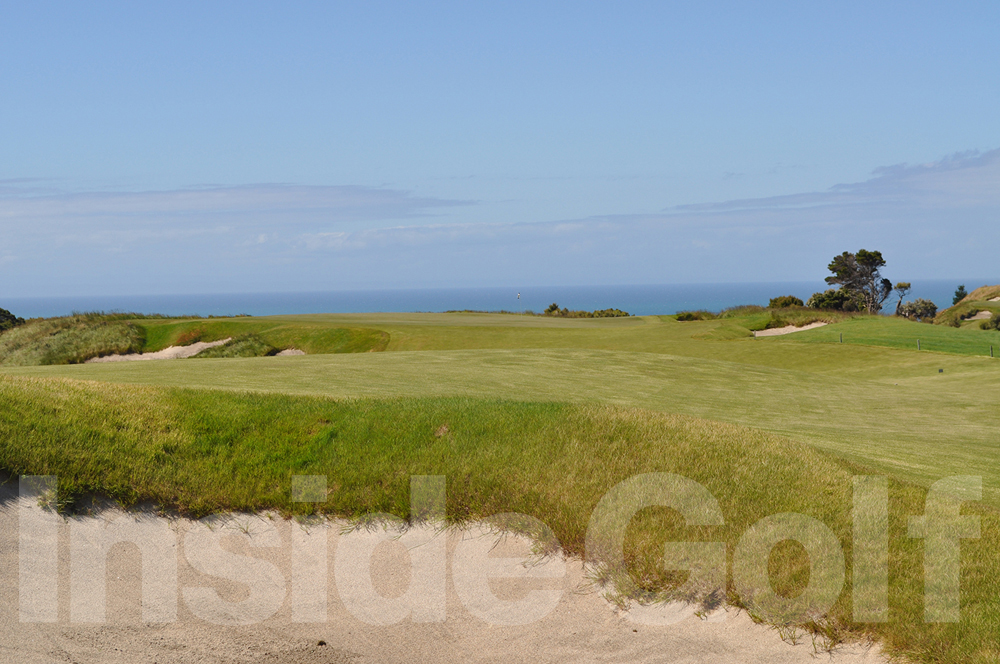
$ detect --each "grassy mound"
[934,298,1000,327]
[0,313,146,366]
[138,317,389,355]
[191,333,278,358]
[0,375,998,661]
[960,285,1000,304]
[0,313,390,365]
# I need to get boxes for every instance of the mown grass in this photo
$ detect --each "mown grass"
[783,315,1000,357]
[0,375,996,662]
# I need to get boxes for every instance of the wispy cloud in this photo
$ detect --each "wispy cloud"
[0,183,470,224]
[1,150,997,297]
[669,148,1000,214]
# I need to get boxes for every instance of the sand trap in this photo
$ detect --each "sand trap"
[2,482,889,664]
[989,297,1000,302]
[87,338,232,363]
[754,322,827,337]
[276,348,306,356]
[967,310,993,321]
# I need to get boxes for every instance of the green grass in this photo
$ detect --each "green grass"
[0,375,997,662]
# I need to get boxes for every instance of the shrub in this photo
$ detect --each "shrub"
[0,308,26,333]
[768,295,804,308]
[675,310,715,321]
[981,313,1000,331]
[898,299,938,323]
[807,289,855,311]
[543,303,630,318]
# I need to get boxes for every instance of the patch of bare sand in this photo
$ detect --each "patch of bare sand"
[989,297,1000,302]
[276,348,306,356]
[87,339,232,363]
[754,322,827,338]
[1,487,889,664]
[967,310,993,321]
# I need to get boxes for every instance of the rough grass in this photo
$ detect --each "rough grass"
[0,313,146,366]
[935,301,1000,328]
[191,333,278,358]
[136,317,389,355]
[0,375,996,662]
[960,285,1000,304]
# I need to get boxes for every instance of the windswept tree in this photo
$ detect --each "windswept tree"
[953,284,968,305]
[893,282,911,315]
[824,249,893,314]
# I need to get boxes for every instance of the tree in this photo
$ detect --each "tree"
[824,249,893,314]
[893,282,911,315]
[898,298,938,322]
[807,289,854,310]
[953,285,968,305]
[768,295,803,308]
[0,307,25,333]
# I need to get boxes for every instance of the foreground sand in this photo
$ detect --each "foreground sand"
[1,484,889,664]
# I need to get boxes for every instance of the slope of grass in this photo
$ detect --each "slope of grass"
[0,375,996,663]
[136,317,389,355]
[0,313,146,366]
[961,285,1000,303]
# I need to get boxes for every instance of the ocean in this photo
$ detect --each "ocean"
[1,280,990,320]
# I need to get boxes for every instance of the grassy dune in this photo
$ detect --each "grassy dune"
[0,313,390,365]
[137,316,389,355]
[0,375,997,662]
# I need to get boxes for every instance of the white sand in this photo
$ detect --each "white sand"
[967,310,992,321]
[276,348,306,356]
[87,339,232,363]
[754,322,828,337]
[989,297,1000,302]
[1,484,889,664]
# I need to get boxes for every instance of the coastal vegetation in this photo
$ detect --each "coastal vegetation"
[543,302,630,317]
[0,307,25,332]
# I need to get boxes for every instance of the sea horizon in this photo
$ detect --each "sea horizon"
[2,279,992,320]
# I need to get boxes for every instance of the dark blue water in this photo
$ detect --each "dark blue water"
[1,280,989,319]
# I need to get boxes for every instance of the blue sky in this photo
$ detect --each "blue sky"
[2,2,998,296]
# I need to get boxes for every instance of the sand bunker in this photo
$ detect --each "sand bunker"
[989,297,1000,302]
[754,322,827,337]
[276,348,306,356]
[87,338,231,363]
[2,484,888,664]
[967,310,993,321]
